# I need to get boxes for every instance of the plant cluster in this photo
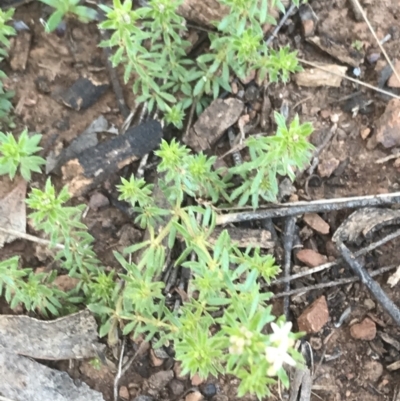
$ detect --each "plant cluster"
[0,9,15,122]
[99,0,302,128]
[0,0,315,398]
[1,122,311,398]
[0,129,46,181]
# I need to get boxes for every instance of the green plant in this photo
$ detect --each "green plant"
[0,9,16,121]
[0,256,67,316]
[230,112,314,208]
[99,0,302,128]
[352,40,363,51]
[0,1,315,398]
[0,129,46,181]
[39,0,98,32]
[0,127,310,397]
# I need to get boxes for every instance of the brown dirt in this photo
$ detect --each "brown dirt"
[2,0,400,400]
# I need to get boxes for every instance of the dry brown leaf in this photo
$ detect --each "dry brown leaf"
[0,178,27,248]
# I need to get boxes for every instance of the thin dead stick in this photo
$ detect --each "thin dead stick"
[216,191,400,225]
[184,101,196,138]
[337,241,400,326]
[298,58,400,100]
[0,227,64,250]
[375,152,400,164]
[265,3,297,46]
[283,217,296,319]
[114,337,126,401]
[272,265,396,298]
[271,227,400,285]
[352,0,400,85]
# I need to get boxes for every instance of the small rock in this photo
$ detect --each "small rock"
[367,52,380,64]
[53,275,79,292]
[394,158,400,169]
[35,76,51,94]
[297,296,329,334]
[168,379,184,396]
[303,213,330,235]
[183,98,244,152]
[298,3,316,37]
[302,19,315,37]
[200,383,217,398]
[297,249,328,267]
[364,360,383,382]
[244,85,259,102]
[10,31,32,71]
[148,370,174,390]
[350,318,376,340]
[191,373,204,386]
[150,349,164,367]
[89,192,109,210]
[360,127,371,140]
[387,59,400,88]
[119,386,130,400]
[376,99,400,148]
[186,392,204,401]
[364,299,375,310]
[318,157,340,178]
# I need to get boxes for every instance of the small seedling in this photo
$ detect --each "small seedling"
[39,0,98,32]
[352,40,363,51]
[0,129,46,181]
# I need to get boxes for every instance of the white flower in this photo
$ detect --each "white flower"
[269,322,295,349]
[265,344,296,376]
[265,321,296,376]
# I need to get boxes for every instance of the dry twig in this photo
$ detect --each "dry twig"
[216,192,400,225]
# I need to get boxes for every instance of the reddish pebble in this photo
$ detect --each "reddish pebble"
[119,386,129,400]
[297,296,329,334]
[350,318,376,340]
[303,213,330,235]
[297,249,328,267]
[191,373,204,386]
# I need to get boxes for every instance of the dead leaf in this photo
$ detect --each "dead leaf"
[0,178,27,248]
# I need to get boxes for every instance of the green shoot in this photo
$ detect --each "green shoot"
[0,129,46,181]
[39,0,98,32]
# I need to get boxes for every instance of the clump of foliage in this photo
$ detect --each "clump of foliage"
[0,9,16,121]
[231,112,314,208]
[0,0,315,398]
[0,129,46,181]
[99,0,302,128]
[39,0,98,32]
[5,122,310,398]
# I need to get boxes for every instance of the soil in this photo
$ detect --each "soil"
[2,1,400,401]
